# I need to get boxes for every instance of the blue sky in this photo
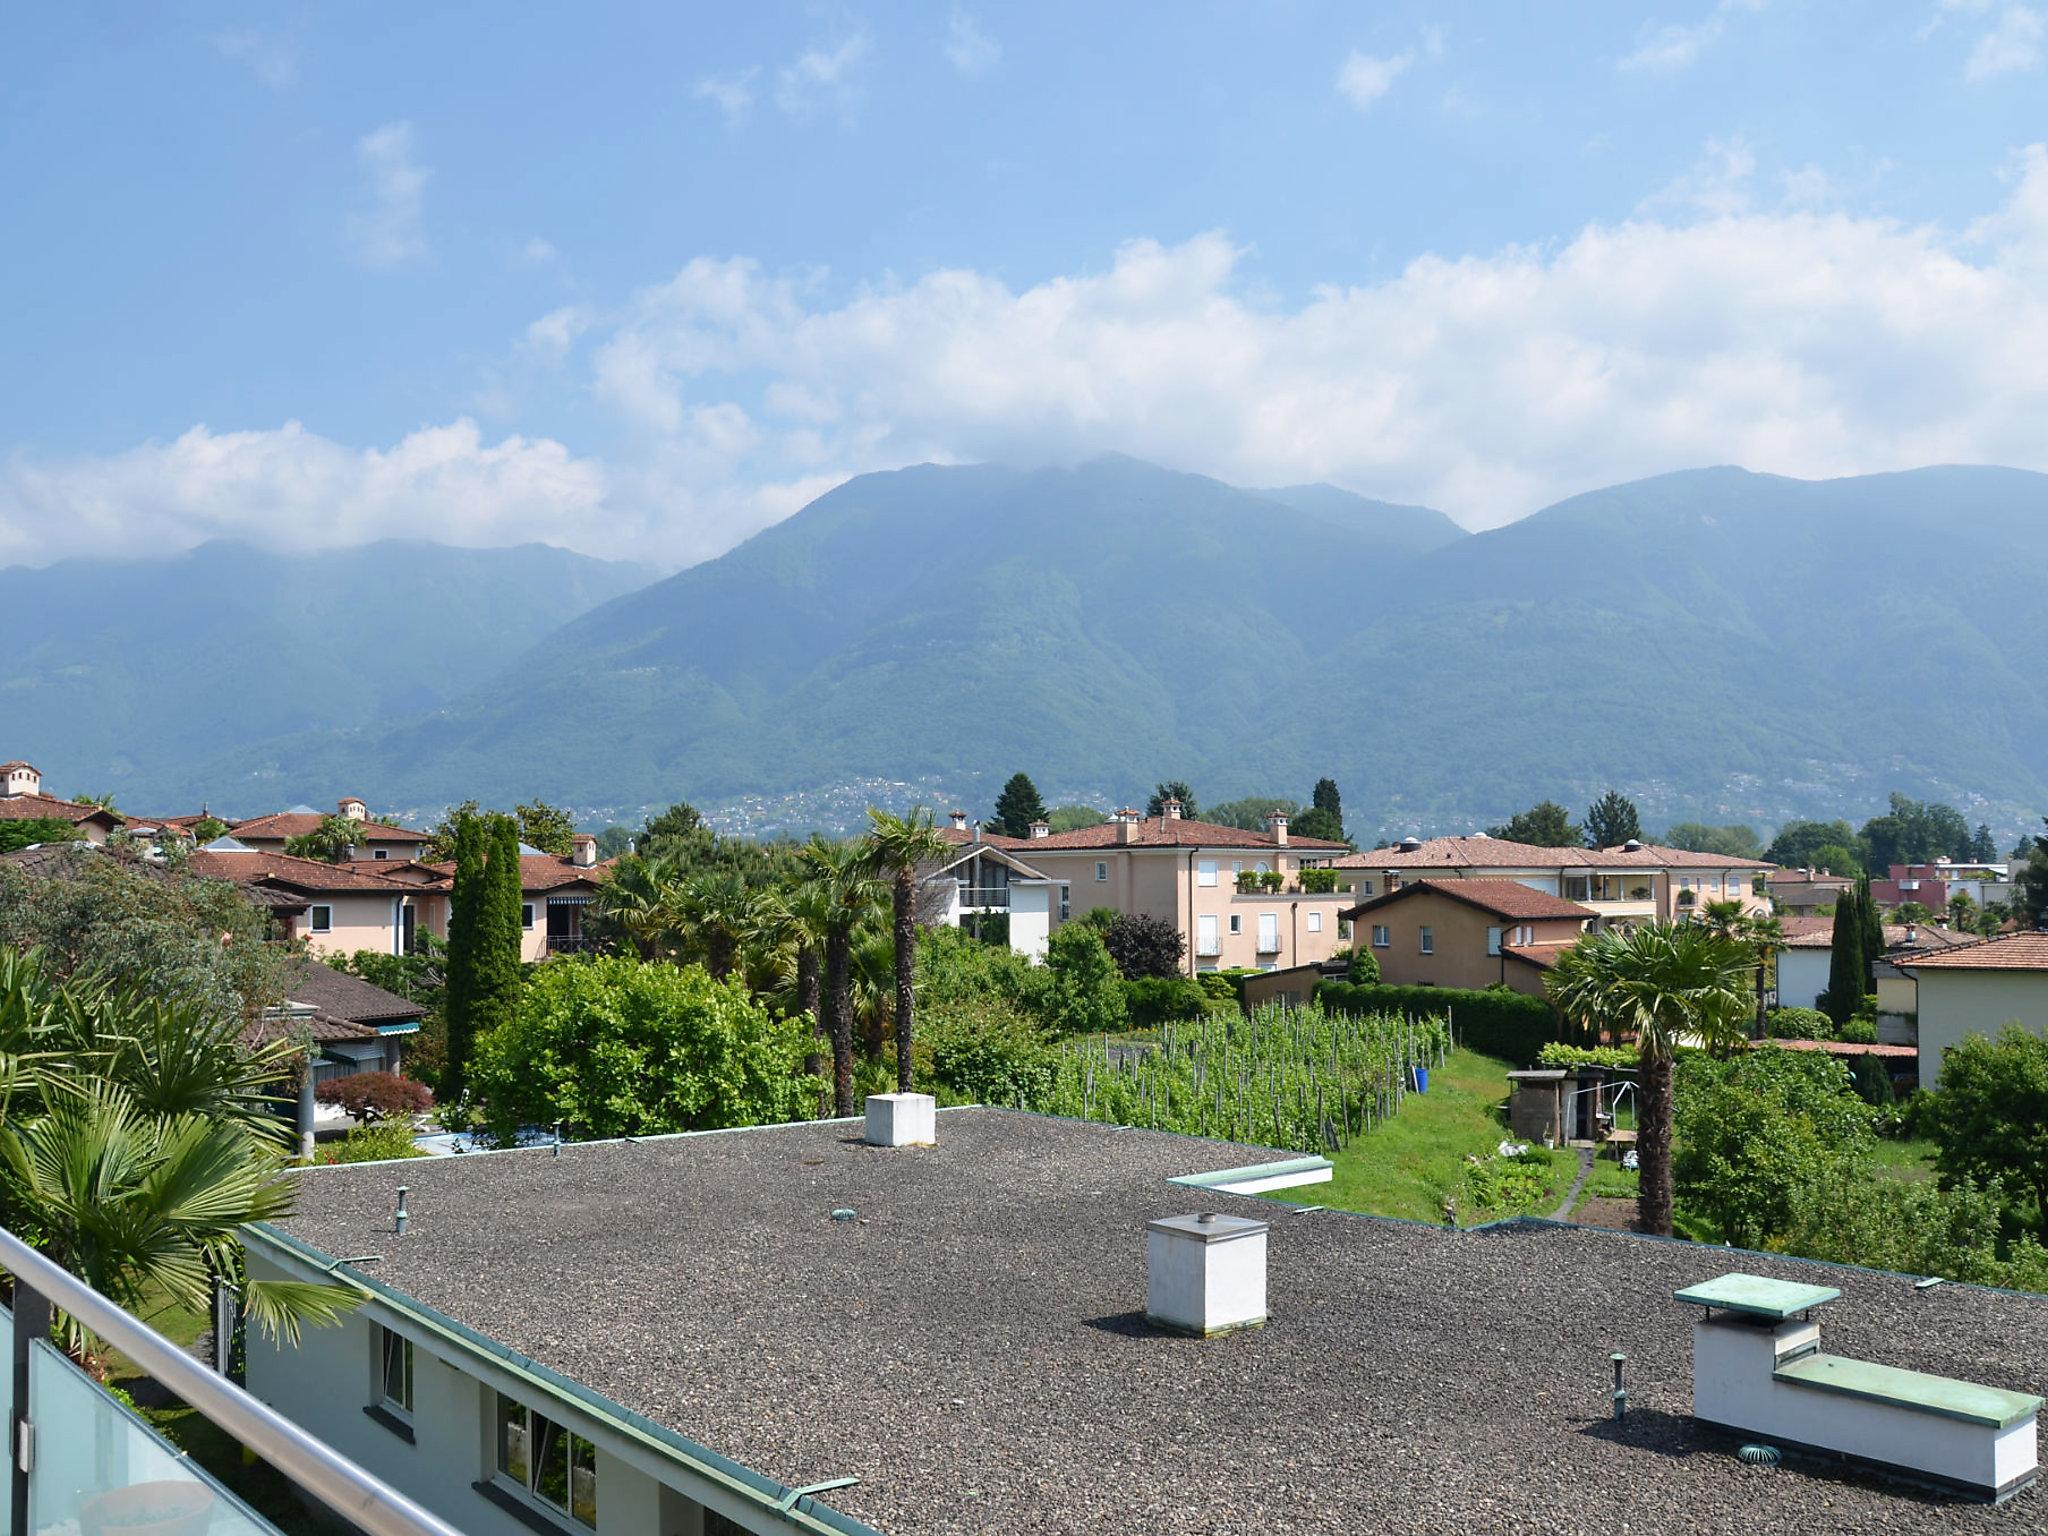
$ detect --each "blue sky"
[5,2,2048,566]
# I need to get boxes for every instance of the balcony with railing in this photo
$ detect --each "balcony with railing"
[1195,936,1223,957]
[956,885,1011,911]
[545,934,602,954]
[0,1224,461,1536]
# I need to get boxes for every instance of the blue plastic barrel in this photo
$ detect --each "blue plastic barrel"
[1410,1065,1429,1093]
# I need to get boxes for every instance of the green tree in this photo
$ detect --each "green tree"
[1674,1047,1876,1248]
[1763,819,1861,870]
[470,955,813,1143]
[797,837,885,1116]
[989,774,1049,838]
[1856,872,1884,984]
[1971,823,1999,862]
[1547,923,1751,1236]
[1584,790,1642,849]
[1820,884,1866,1028]
[1100,913,1186,979]
[1487,799,1583,847]
[440,814,489,1103]
[1662,822,1763,858]
[1810,842,1862,878]
[190,815,231,844]
[1775,1173,2048,1291]
[2015,817,2048,930]
[1046,805,1105,833]
[1206,796,1298,832]
[515,800,577,857]
[1289,805,1345,843]
[593,824,636,859]
[1044,925,1128,1036]
[864,807,952,1091]
[1930,1025,2048,1236]
[1145,781,1198,820]
[283,813,364,862]
[0,818,81,854]
[1312,777,1342,821]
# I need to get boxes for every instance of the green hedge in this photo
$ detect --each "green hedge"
[1314,979,1557,1066]
[1122,975,1212,1029]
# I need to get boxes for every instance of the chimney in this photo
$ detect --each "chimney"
[972,821,982,845]
[948,809,968,831]
[1266,810,1289,846]
[571,833,598,868]
[1146,1212,1268,1336]
[1028,819,1050,839]
[338,797,368,822]
[1163,797,1183,821]
[1116,808,1137,845]
[1904,923,1918,944]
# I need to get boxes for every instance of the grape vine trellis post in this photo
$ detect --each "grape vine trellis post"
[1036,1002,1450,1156]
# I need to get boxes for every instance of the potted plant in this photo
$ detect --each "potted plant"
[81,1481,215,1536]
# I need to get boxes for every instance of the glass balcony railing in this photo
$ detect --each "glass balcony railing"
[0,1224,462,1536]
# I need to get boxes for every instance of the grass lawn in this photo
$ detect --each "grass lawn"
[1283,1048,1573,1225]
[1869,1135,1938,1183]
[100,1289,330,1536]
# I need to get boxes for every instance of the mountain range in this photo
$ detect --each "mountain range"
[6,458,2046,839]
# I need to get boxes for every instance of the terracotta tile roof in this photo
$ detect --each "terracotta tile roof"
[0,841,312,910]
[419,854,614,893]
[937,826,1032,851]
[335,858,451,887]
[1001,815,1346,853]
[0,792,124,827]
[1782,919,1981,952]
[280,958,424,1025]
[229,812,430,843]
[1893,931,2048,972]
[0,761,35,773]
[1338,836,1773,872]
[1341,877,1596,923]
[1502,941,1576,971]
[188,848,429,894]
[243,1010,378,1047]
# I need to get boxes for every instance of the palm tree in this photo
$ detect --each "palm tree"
[1547,923,1751,1237]
[589,852,677,958]
[1738,911,1786,1039]
[0,950,357,1361]
[862,808,952,1093]
[676,870,755,980]
[796,839,885,1116]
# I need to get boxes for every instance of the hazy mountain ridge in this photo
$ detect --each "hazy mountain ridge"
[11,460,2047,837]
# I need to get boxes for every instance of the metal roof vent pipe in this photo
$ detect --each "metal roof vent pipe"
[394,1186,410,1236]
[1146,1212,1268,1337]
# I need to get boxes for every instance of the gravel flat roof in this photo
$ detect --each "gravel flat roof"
[272,1110,2048,1535]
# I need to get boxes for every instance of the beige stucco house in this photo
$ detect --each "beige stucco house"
[228,797,435,862]
[1334,835,1772,929]
[940,801,1351,973]
[1339,878,1595,997]
[188,842,449,958]
[1895,931,2048,1091]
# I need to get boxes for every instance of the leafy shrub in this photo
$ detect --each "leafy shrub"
[1100,913,1186,980]
[1535,1042,1638,1071]
[1123,975,1211,1029]
[1297,867,1340,894]
[315,1071,433,1124]
[314,1121,426,1164]
[913,993,1056,1107]
[1195,972,1239,1004]
[470,955,814,1143]
[1928,1026,2048,1237]
[1774,1173,2048,1292]
[1234,871,1260,893]
[1461,1147,1557,1220]
[1315,979,1555,1066]
[1674,1048,1875,1248]
[1044,925,1128,1035]
[1345,948,1381,986]
[1258,870,1284,893]
[1836,1016,1879,1045]
[1766,1006,1834,1040]
[1850,1052,1896,1107]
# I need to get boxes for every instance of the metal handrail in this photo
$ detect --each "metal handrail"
[0,1224,465,1536]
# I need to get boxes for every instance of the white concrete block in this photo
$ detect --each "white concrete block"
[863,1092,936,1147]
[1146,1212,1267,1336]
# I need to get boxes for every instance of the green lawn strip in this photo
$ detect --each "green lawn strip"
[97,1288,329,1536]
[1867,1135,1937,1183]
[1279,1048,1569,1225]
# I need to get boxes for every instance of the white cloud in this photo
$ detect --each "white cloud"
[21,144,2048,570]
[1967,3,2044,76]
[1336,50,1413,110]
[214,29,298,89]
[944,11,1000,75]
[0,421,612,567]
[692,69,757,123]
[1640,136,1759,216]
[1618,1,1769,75]
[518,236,560,266]
[775,32,871,122]
[346,122,428,271]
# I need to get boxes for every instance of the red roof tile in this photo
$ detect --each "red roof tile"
[230,812,429,843]
[1342,877,1597,923]
[188,849,431,893]
[1338,836,1772,871]
[1893,932,2048,972]
[419,854,613,893]
[0,792,123,827]
[997,815,1345,853]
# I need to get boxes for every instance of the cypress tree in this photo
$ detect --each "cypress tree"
[474,813,526,1053]
[1822,885,1865,1028]
[441,813,486,1103]
[1857,872,1884,993]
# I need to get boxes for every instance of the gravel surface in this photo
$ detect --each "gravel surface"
[275,1110,2048,1536]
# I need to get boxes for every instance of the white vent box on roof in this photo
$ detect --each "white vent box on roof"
[1147,1212,1268,1336]
[864,1092,936,1147]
